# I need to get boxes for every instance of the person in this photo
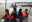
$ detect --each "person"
[22,9,29,22]
[2,9,10,22]
[10,10,16,22]
[18,9,23,22]
[22,9,29,17]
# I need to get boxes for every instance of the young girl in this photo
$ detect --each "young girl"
[11,10,16,22]
[2,9,10,22]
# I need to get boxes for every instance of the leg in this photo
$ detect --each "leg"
[16,18,20,22]
[20,16,23,22]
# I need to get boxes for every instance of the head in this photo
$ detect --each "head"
[19,9,22,12]
[11,10,16,16]
[5,9,9,15]
[25,9,28,12]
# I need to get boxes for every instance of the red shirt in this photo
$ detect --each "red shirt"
[3,15,16,20]
[10,16,16,20]
[22,11,29,16]
[20,12,23,16]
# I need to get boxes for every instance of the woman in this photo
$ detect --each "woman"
[22,9,29,22]
[2,9,10,22]
[10,10,16,22]
[18,9,23,22]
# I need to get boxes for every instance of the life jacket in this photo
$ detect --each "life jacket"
[22,11,28,17]
[20,12,23,16]
[10,16,16,20]
[2,15,10,21]
[7,15,10,19]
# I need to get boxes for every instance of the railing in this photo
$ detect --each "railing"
[16,2,32,6]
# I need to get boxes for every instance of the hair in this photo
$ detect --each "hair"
[25,9,28,11]
[11,10,16,16]
[5,9,9,14]
[19,9,22,12]
[5,9,9,17]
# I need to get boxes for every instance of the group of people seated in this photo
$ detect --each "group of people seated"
[16,8,29,22]
[2,8,29,22]
[2,9,16,22]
